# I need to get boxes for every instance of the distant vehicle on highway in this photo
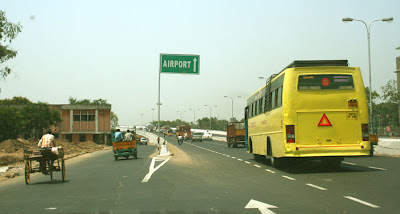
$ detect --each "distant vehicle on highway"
[139,137,148,145]
[202,130,212,141]
[145,123,154,132]
[176,125,191,140]
[192,132,203,142]
[227,122,245,147]
[246,60,371,168]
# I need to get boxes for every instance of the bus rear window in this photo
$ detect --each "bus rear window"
[298,74,354,90]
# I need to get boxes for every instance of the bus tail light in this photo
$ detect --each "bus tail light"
[286,125,295,143]
[362,124,369,141]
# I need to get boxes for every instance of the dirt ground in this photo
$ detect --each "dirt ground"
[0,138,111,182]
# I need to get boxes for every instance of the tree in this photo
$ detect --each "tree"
[19,102,61,138]
[381,80,399,104]
[0,107,20,141]
[110,111,118,129]
[0,10,22,86]
[0,96,32,105]
[365,87,380,107]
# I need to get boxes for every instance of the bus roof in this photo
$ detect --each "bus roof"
[247,60,350,101]
[285,60,348,69]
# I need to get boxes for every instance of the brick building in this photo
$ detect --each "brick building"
[54,104,112,144]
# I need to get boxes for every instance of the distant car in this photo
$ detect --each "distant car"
[140,137,148,145]
[203,131,212,141]
[192,132,203,142]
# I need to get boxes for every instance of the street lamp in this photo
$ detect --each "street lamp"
[204,105,217,130]
[177,111,184,122]
[224,96,241,121]
[141,114,143,126]
[189,108,200,128]
[151,108,155,122]
[342,16,393,126]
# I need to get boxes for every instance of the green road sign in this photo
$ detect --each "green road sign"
[160,54,200,74]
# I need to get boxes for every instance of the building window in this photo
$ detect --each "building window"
[73,115,80,121]
[88,114,95,121]
[81,114,88,121]
[66,134,72,142]
[79,134,86,142]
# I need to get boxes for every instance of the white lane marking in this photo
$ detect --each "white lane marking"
[245,199,278,214]
[244,161,251,164]
[266,169,276,174]
[343,162,357,166]
[344,196,380,208]
[45,208,57,210]
[282,175,296,180]
[226,155,231,157]
[254,164,262,168]
[306,183,327,191]
[368,166,387,171]
[142,156,171,183]
[232,157,236,159]
[237,158,243,161]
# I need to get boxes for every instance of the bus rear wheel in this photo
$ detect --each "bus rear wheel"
[267,141,281,168]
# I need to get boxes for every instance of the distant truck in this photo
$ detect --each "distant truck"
[145,123,154,132]
[227,122,245,148]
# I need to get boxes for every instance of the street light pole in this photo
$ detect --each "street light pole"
[189,109,199,128]
[141,113,143,126]
[224,96,241,121]
[342,17,393,128]
[204,105,217,130]
[151,108,155,122]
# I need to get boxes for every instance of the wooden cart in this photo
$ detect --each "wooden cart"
[23,148,65,185]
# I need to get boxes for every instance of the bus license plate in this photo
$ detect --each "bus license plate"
[347,112,358,120]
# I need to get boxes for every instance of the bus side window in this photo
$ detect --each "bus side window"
[259,97,264,114]
[250,104,253,118]
[277,87,282,107]
[252,102,256,117]
[271,90,276,109]
[255,100,258,116]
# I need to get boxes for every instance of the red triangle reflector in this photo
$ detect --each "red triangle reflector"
[318,113,332,126]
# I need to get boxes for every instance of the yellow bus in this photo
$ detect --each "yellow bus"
[244,60,371,168]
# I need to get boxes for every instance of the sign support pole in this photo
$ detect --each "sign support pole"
[157,57,161,153]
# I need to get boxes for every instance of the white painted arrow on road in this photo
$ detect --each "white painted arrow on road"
[245,199,278,214]
[193,58,197,72]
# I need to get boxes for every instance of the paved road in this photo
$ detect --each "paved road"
[0,134,399,213]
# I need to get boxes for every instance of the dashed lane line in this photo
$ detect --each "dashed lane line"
[368,166,387,171]
[344,196,380,208]
[282,175,296,181]
[266,169,276,174]
[306,183,327,191]
[254,164,262,168]
[237,159,243,161]
[244,161,251,164]
[343,162,357,166]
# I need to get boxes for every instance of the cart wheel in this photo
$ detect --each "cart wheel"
[114,156,118,161]
[24,161,30,185]
[134,151,138,159]
[61,159,66,183]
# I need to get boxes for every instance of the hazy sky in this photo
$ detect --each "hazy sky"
[1,0,399,125]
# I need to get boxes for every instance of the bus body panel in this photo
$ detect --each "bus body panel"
[287,67,369,157]
[247,63,371,159]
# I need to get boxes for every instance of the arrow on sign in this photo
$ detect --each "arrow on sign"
[245,199,278,214]
[193,58,197,72]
